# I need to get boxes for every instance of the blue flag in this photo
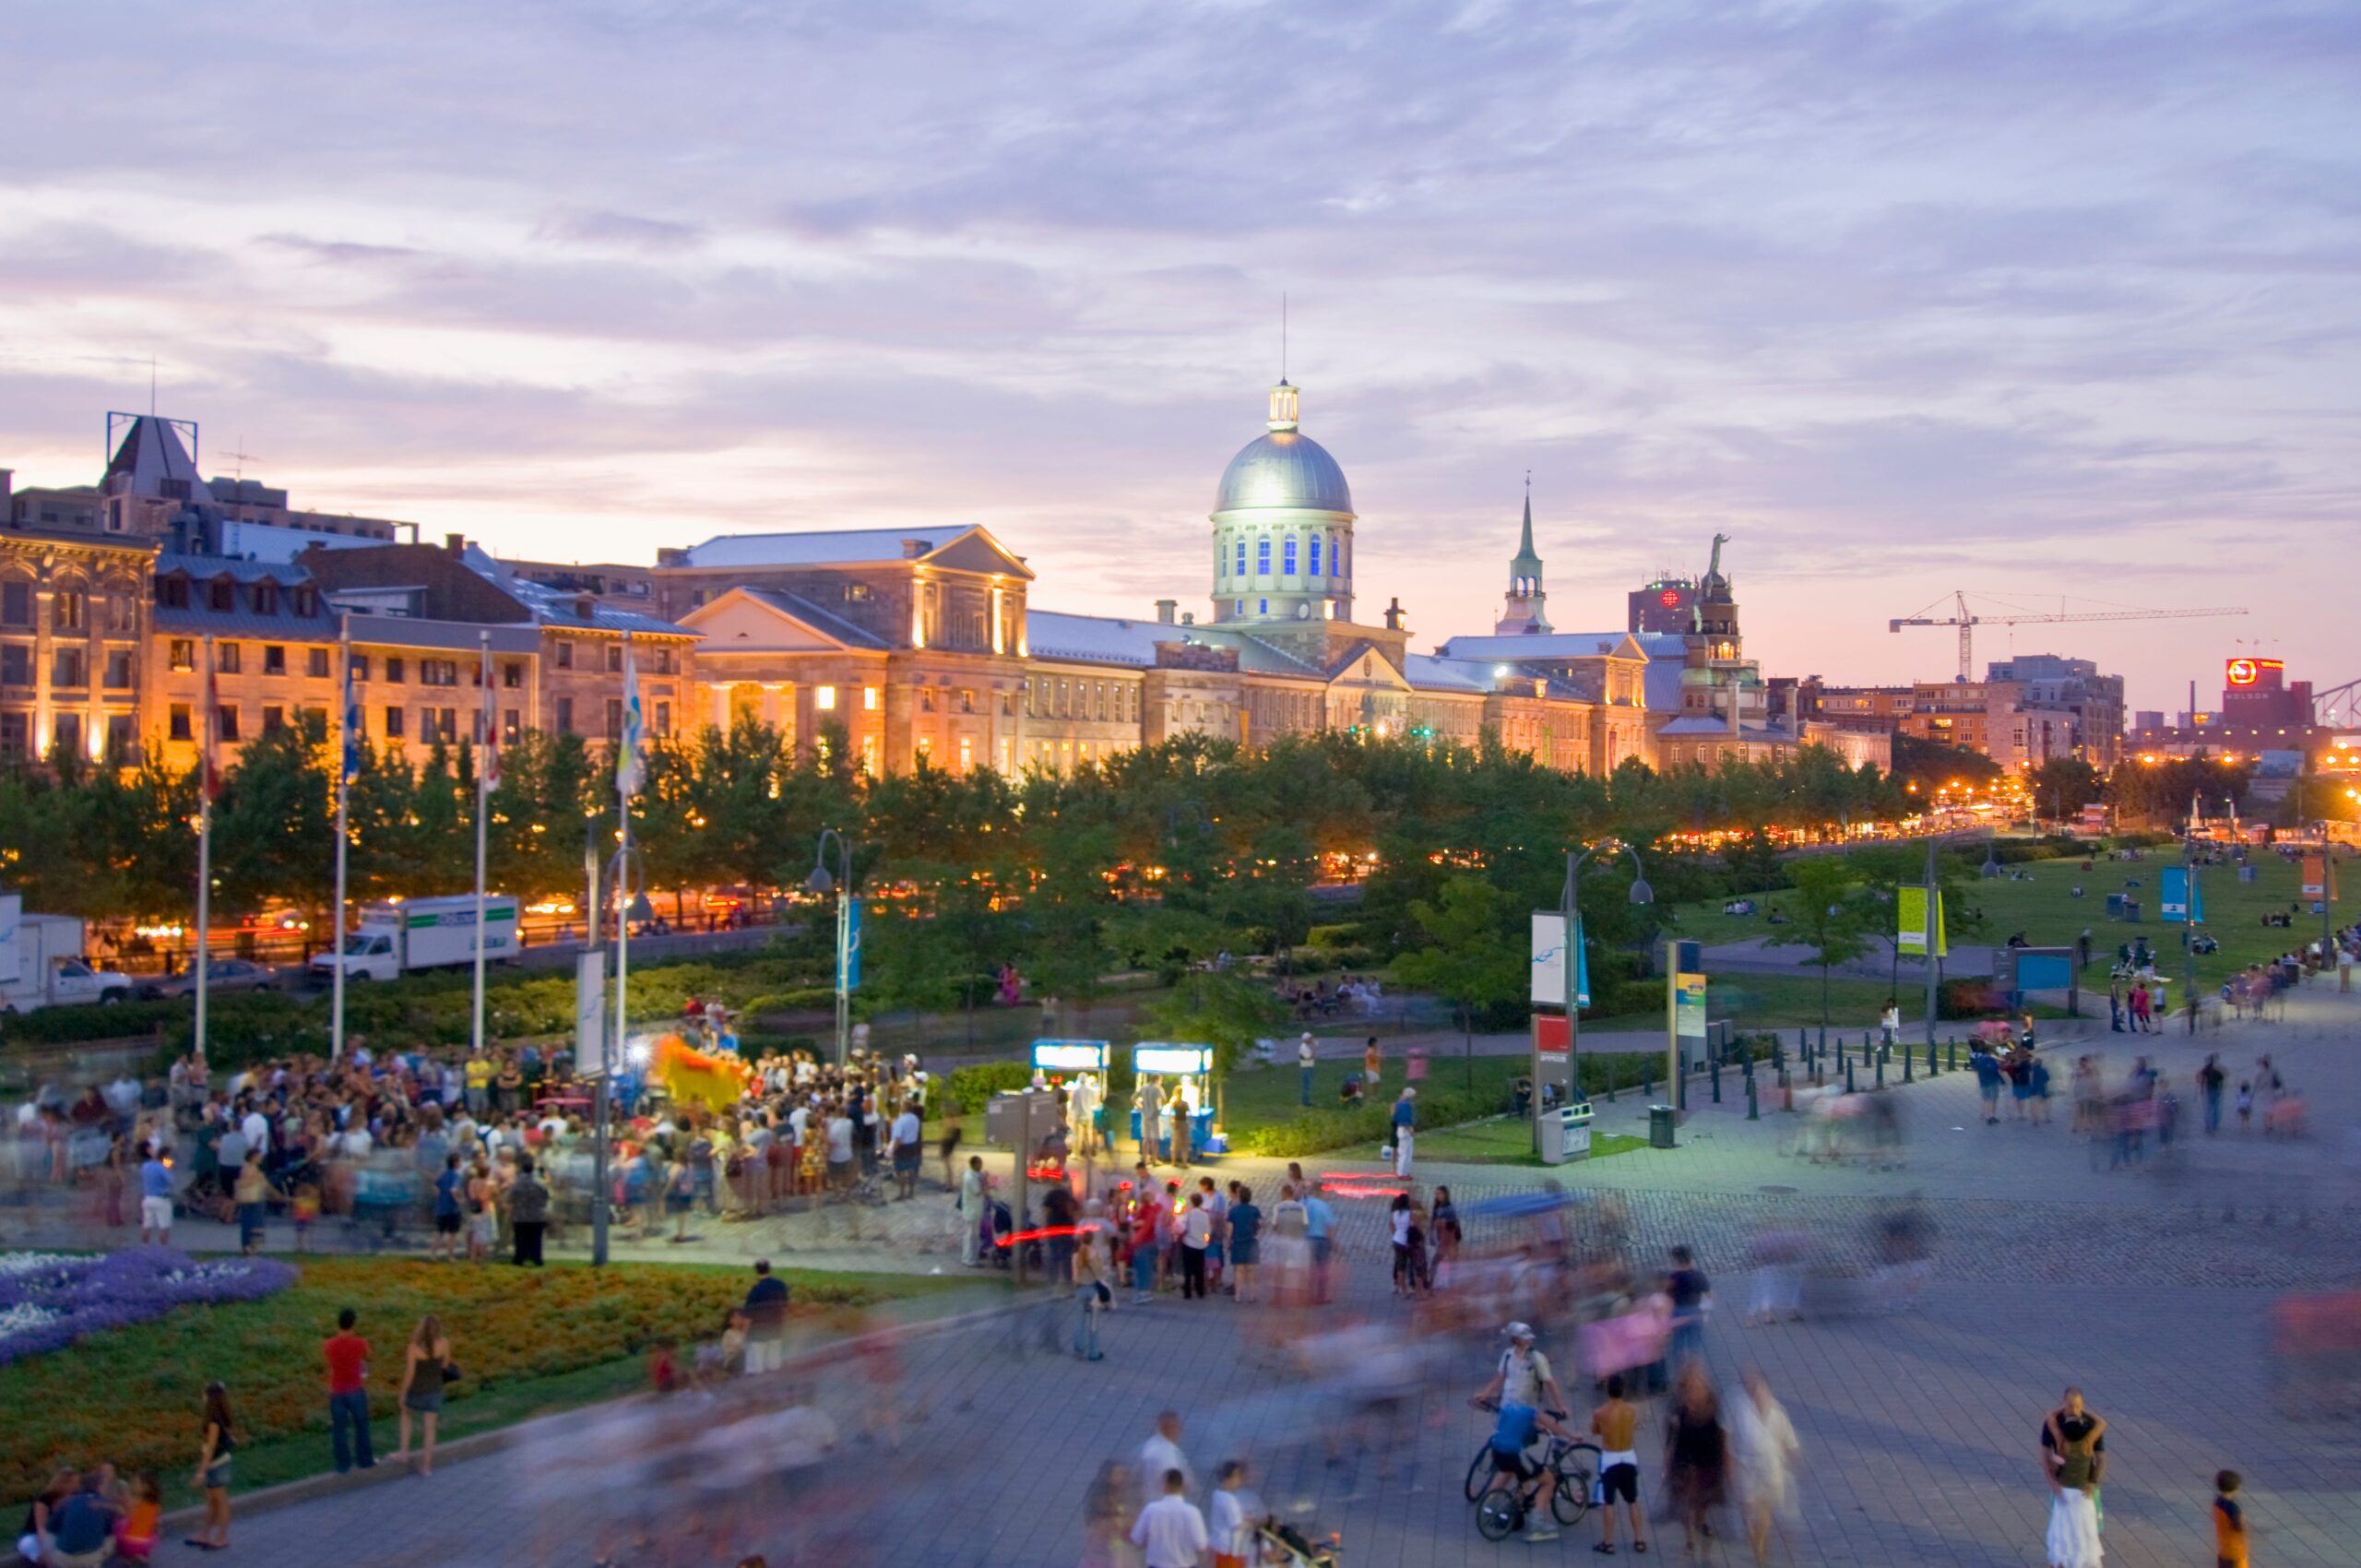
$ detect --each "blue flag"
[841,897,862,992]
[338,649,363,785]
[2159,865,2205,923]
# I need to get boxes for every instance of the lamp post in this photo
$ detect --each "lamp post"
[1545,840,1652,1150]
[809,827,855,1067]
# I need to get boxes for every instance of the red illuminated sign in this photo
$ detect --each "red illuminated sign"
[1657,589,1681,608]
[2225,658,2282,687]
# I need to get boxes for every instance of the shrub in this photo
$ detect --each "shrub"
[940,1060,1032,1114]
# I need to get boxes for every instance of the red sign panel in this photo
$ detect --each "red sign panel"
[1535,1015,1570,1055]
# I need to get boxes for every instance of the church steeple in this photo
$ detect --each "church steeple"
[1494,475,1550,635]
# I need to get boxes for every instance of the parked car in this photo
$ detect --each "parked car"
[141,956,281,1001]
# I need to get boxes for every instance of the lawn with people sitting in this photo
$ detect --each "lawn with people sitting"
[0,1253,975,1509]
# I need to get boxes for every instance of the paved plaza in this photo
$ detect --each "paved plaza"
[61,986,2361,1567]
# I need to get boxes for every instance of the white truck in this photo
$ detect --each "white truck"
[0,896,137,1013]
[309,895,520,984]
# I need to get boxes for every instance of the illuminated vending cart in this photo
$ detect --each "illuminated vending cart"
[1026,1039,1109,1151]
[1130,1042,1221,1157]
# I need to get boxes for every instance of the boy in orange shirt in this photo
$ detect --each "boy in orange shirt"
[2213,1470,2248,1568]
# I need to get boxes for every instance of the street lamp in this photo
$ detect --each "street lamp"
[810,827,854,1067]
[1545,840,1652,1149]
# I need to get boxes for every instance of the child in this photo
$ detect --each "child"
[291,1181,321,1253]
[2236,1083,2254,1130]
[2213,1469,2248,1568]
[1209,1458,1260,1568]
[114,1473,161,1563]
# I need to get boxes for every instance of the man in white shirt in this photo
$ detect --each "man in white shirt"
[1208,1459,1259,1567]
[889,1101,922,1200]
[241,1102,270,1158]
[1138,1411,1194,1506]
[825,1107,855,1195]
[1298,1033,1317,1107]
[1130,1467,1209,1568]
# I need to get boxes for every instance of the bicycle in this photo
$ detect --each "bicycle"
[1465,1403,1598,1537]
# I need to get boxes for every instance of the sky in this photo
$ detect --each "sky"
[2,0,2355,716]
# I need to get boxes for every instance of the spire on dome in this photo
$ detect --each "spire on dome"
[1266,380,1299,433]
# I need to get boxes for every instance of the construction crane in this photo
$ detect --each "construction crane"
[1890,592,2248,681]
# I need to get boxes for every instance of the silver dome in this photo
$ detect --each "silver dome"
[1213,431,1355,516]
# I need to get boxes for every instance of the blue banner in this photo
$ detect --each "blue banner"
[841,897,862,991]
[2159,866,2205,924]
[1575,915,1590,1009]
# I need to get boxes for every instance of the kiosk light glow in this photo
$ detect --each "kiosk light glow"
[1133,1045,1212,1075]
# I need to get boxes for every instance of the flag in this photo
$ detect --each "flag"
[841,897,862,992]
[2159,865,2204,923]
[338,647,363,786]
[478,642,499,794]
[1897,886,1947,957]
[201,642,223,802]
[615,637,646,798]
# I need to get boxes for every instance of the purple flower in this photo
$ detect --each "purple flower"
[0,1247,296,1365]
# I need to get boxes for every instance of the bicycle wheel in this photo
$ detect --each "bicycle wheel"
[1476,1489,1522,1541]
[1464,1445,1492,1503]
[1552,1443,1599,1526]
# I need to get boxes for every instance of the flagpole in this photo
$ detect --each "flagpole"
[195,635,215,1066]
[471,630,492,1059]
[612,632,637,1111]
[330,615,351,1062]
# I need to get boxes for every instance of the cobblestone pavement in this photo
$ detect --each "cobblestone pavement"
[53,983,2361,1566]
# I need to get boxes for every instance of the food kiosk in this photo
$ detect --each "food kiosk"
[1129,1041,1222,1157]
[1028,1039,1110,1154]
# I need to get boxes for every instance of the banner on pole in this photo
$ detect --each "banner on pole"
[1897,886,1947,958]
[2159,865,2206,923]
[2301,855,2335,903]
[1529,911,1590,1007]
[1675,973,1708,1038]
[575,949,608,1075]
[1534,1014,1570,1056]
[841,897,862,992]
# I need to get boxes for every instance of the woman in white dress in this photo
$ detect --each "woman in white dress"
[1727,1369,1801,1565]
[2042,1389,2106,1568]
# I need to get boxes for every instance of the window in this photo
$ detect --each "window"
[554,641,574,671]
[262,706,286,735]
[431,707,458,742]
[957,736,974,772]
[863,686,880,711]
[350,653,371,682]
[421,659,458,687]
[1283,537,1298,576]
[263,645,287,676]
[307,647,330,678]
[216,642,241,674]
[958,689,974,715]
[384,706,405,739]
[605,644,623,673]
[54,589,86,630]
[104,650,135,689]
[915,735,932,759]
[53,648,87,687]
[50,714,80,757]
[814,685,837,710]
[0,646,29,686]
[655,700,671,735]
[1256,538,1271,575]
[167,703,193,741]
[655,647,673,674]
[1,582,30,625]
[384,656,405,684]
[919,688,936,713]
[1000,692,1014,716]
[1234,540,1246,577]
[252,582,278,615]
[1259,599,1268,614]
[502,661,523,689]
[208,579,234,612]
[154,576,189,610]
[1310,535,1322,576]
[0,712,24,759]
[218,706,241,742]
[555,696,574,733]
[291,587,317,616]
[105,715,133,760]
[605,698,623,741]
[845,581,872,603]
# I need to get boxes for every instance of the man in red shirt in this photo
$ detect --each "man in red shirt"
[324,1308,375,1473]
[1128,1183,1164,1305]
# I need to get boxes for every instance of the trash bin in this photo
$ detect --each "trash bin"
[1648,1103,1678,1149]
[1560,1101,1594,1161]
[1536,1109,1565,1165]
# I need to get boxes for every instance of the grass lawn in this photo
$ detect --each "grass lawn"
[1413,1117,1650,1167]
[1659,850,2338,1010]
[1,1256,981,1510]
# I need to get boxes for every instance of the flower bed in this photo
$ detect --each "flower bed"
[0,1247,296,1366]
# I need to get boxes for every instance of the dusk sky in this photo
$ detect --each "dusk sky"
[3,0,2355,715]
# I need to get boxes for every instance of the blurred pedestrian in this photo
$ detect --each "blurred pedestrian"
[1180,1192,1213,1300]
[1727,1370,1799,1565]
[1226,1183,1262,1304]
[392,1314,454,1475]
[1077,1460,1138,1568]
[1664,1362,1727,1555]
[1137,1412,1194,1507]
[185,1383,235,1551]
[2213,1469,2248,1568]
[1074,1205,1114,1360]
[1209,1459,1261,1568]
[507,1154,549,1266]
[1298,1033,1317,1106]
[2199,1055,2226,1135]
[1390,1088,1417,1177]
[1590,1372,1647,1555]
[1362,1037,1382,1087]
[1666,1245,1712,1369]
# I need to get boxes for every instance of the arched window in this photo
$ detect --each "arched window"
[1309,535,1322,576]
[1282,536,1299,576]
[1256,537,1271,576]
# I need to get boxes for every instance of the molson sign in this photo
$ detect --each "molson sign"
[2225,657,2283,687]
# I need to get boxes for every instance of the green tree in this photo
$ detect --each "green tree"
[1390,874,1526,1085]
[2026,757,2104,823]
[1767,855,1874,1043]
[1140,970,1290,1079]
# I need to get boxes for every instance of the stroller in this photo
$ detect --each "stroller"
[987,1198,1043,1273]
[1256,1517,1342,1567]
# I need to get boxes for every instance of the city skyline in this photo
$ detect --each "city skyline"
[4,1,2355,714]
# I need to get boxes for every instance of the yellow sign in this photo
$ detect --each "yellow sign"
[1898,886,1948,958]
[1674,973,1708,1039]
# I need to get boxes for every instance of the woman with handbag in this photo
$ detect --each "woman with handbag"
[393,1315,457,1475]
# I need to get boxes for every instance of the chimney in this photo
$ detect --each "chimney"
[1180,611,1195,625]
[901,539,929,559]
[1383,597,1405,633]
[0,468,12,516]
[1155,599,1176,624]
[656,547,687,567]
[445,532,466,556]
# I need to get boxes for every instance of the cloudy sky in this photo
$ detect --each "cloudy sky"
[4,0,2355,713]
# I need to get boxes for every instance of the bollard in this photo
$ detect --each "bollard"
[1607,1058,1618,1104]
[1845,1060,1856,1094]
[1903,1047,1914,1084]
[1747,1074,1759,1120]
[1928,1039,1938,1077]
[1948,1038,1959,1072]
[1875,1054,1885,1089]
[1711,1057,1722,1104]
